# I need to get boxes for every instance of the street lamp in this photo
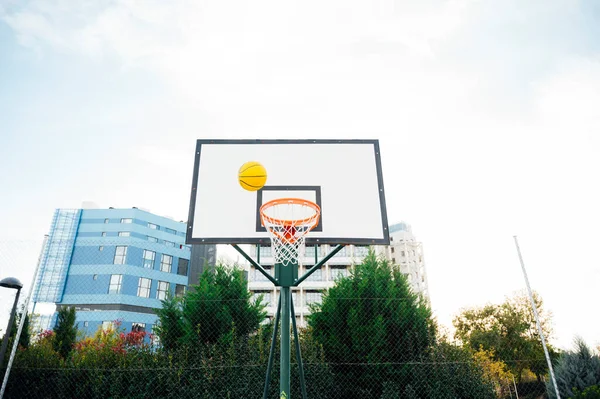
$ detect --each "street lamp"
[0,277,23,369]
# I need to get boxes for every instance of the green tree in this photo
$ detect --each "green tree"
[472,347,514,397]
[548,337,600,399]
[53,306,78,359]
[153,294,185,352]
[308,250,437,397]
[17,312,30,349]
[7,310,31,349]
[155,263,267,349]
[453,290,555,381]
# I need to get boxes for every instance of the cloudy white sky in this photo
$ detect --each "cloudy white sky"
[1,0,599,350]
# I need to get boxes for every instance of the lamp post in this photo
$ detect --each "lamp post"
[0,277,23,369]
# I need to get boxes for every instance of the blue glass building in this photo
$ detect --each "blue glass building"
[33,207,193,336]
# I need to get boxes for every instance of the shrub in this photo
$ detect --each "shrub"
[6,330,65,398]
[548,337,600,399]
[572,385,600,399]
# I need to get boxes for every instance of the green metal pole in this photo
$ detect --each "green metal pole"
[275,246,297,399]
[280,285,291,398]
[263,295,282,399]
[290,296,307,399]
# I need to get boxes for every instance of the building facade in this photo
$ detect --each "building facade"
[246,221,429,325]
[32,207,206,335]
[385,222,429,299]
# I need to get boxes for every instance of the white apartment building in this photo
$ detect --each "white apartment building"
[246,221,429,325]
[385,222,429,299]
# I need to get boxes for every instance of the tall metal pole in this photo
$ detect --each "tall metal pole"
[0,289,20,369]
[1,237,47,399]
[280,286,291,398]
[290,296,307,399]
[513,236,561,399]
[275,249,297,399]
[263,296,282,399]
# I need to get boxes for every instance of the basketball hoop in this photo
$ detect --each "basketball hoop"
[260,198,320,265]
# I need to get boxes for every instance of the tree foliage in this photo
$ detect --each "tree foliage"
[153,294,185,352]
[548,337,600,399]
[7,310,31,349]
[18,312,30,349]
[5,254,499,398]
[572,385,600,399]
[309,251,436,365]
[453,290,555,381]
[308,250,494,398]
[53,306,78,359]
[154,263,267,350]
[473,347,514,397]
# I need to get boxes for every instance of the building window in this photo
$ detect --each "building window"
[157,281,170,300]
[334,246,349,257]
[137,278,151,298]
[292,291,298,306]
[164,240,175,247]
[391,247,395,253]
[165,227,177,235]
[118,232,130,237]
[305,291,322,305]
[160,254,173,273]
[121,218,133,224]
[148,222,158,230]
[83,321,89,327]
[143,250,156,269]
[306,267,322,281]
[254,267,272,281]
[101,232,106,237]
[253,291,272,306]
[148,236,158,243]
[104,219,109,224]
[400,250,405,256]
[102,321,114,331]
[108,274,123,294]
[354,246,369,256]
[259,246,272,257]
[177,258,189,276]
[99,246,104,251]
[330,267,348,280]
[132,323,146,333]
[113,246,128,264]
[175,284,186,298]
[93,274,98,280]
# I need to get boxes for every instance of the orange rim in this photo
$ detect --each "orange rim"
[260,198,320,243]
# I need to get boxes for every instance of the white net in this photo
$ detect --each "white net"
[259,198,320,265]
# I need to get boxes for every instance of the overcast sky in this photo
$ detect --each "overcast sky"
[1,0,599,350]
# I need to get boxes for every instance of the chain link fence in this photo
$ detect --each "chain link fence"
[0,240,553,398]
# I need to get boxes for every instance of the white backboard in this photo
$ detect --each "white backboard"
[186,139,389,245]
